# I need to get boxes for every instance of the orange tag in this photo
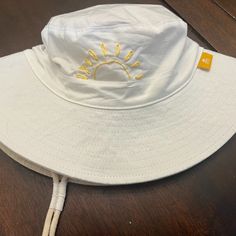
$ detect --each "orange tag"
[197,52,213,71]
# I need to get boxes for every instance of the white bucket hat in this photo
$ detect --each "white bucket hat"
[0,4,235,235]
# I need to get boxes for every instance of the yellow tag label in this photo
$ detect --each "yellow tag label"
[197,52,213,71]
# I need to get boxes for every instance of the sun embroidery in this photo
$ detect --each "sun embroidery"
[76,42,143,80]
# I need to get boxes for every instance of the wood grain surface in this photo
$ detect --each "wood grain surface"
[213,0,236,19]
[165,0,236,57]
[0,0,235,235]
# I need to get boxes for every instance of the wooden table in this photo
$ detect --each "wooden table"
[0,0,235,235]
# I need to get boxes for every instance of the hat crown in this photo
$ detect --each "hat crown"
[35,4,200,109]
[44,4,180,29]
[41,5,186,81]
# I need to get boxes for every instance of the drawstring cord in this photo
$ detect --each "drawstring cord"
[42,174,59,236]
[42,174,68,236]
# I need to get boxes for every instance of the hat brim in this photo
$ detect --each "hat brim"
[0,49,235,185]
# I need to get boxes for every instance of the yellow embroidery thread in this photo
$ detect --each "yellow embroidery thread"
[115,43,121,57]
[124,50,134,61]
[130,61,141,68]
[78,65,90,75]
[76,74,88,80]
[100,42,108,56]
[88,49,98,61]
[76,43,143,80]
[134,73,143,80]
[84,58,93,66]
[93,60,131,80]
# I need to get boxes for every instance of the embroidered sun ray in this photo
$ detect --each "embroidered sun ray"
[135,73,143,80]
[76,42,143,81]
[130,61,141,68]
[78,65,90,75]
[88,49,98,61]
[124,50,134,61]
[84,58,93,66]
[76,74,88,80]
[100,42,108,56]
[115,43,121,57]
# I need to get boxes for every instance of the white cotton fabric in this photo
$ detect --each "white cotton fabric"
[0,4,235,185]
[25,4,200,109]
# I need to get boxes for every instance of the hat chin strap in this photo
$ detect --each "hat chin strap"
[42,174,68,236]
